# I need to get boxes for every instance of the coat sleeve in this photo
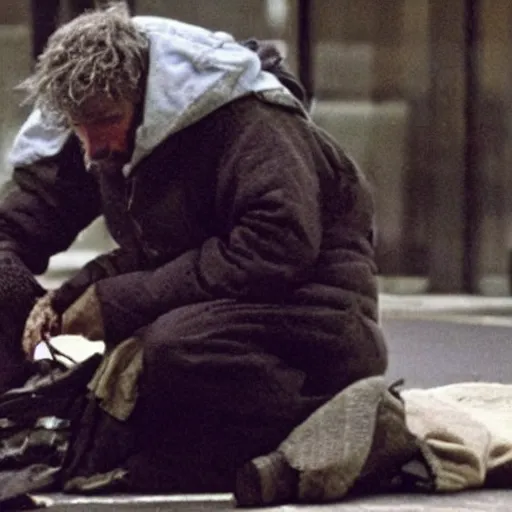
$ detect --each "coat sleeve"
[51,247,145,313]
[96,107,323,343]
[0,137,101,274]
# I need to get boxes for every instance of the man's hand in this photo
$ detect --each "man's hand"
[22,290,61,359]
[61,284,105,341]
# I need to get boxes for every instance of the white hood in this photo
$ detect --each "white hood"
[9,16,299,175]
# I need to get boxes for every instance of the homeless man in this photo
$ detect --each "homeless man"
[0,4,387,493]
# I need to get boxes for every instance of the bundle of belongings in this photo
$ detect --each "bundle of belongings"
[1,339,512,509]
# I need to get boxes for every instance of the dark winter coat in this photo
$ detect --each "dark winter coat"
[0,16,387,490]
[0,94,386,393]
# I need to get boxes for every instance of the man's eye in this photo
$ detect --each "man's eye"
[98,116,123,127]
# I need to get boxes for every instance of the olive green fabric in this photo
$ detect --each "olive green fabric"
[87,337,142,421]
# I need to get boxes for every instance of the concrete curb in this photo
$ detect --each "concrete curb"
[380,294,512,326]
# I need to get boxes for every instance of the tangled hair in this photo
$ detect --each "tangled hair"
[19,2,149,125]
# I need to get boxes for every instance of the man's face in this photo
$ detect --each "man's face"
[68,96,136,172]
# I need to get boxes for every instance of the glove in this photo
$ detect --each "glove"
[60,284,105,341]
[22,290,61,359]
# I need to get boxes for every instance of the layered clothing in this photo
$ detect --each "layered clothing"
[0,15,387,489]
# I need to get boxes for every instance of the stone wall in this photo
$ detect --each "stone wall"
[0,0,29,24]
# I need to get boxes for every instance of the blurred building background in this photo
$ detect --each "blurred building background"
[0,0,510,295]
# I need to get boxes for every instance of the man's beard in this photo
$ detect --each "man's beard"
[85,150,130,177]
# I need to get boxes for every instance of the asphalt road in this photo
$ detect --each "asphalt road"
[382,317,512,388]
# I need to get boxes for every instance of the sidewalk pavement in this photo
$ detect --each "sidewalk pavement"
[34,489,512,511]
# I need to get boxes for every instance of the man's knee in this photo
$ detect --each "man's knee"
[0,260,44,351]
[0,260,43,392]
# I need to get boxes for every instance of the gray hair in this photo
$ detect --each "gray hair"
[19,2,149,125]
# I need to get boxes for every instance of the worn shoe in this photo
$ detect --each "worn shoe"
[236,376,428,506]
[235,451,298,507]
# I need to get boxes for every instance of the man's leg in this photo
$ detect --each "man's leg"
[0,260,44,393]
[123,302,329,492]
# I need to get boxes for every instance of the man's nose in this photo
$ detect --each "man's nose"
[82,128,110,158]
